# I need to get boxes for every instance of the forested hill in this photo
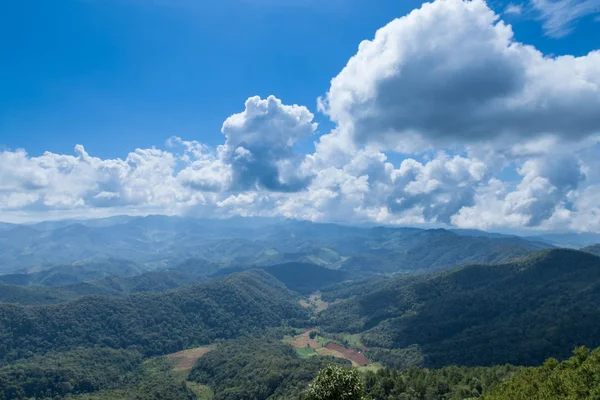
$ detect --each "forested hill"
[0,259,146,287]
[336,229,551,274]
[0,270,309,363]
[582,243,600,257]
[318,248,600,367]
[0,270,208,305]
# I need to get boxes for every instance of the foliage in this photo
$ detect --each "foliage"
[361,363,520,400]
[70,357,195,400]
[0,270,208,305]
[0,259,145,287]
[0,348,142,400]
[337,229,548,274]
[306,365,369,400]
[486,346,600,399]
[189,337,350,400]
[319,249,600,367]
[0,270,309,362]
[365,346,425,370]
[261,263,349,294]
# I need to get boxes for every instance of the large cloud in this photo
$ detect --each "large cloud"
[317,0,600,152]
[2,0,600,232]
[0,145,199,213]
[219,95,317,192]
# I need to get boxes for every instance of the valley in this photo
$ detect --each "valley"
[1,216,600,399]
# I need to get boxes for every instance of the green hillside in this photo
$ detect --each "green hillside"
[318,249,600,367]
[189,337,348,400]
[0,270,308,362]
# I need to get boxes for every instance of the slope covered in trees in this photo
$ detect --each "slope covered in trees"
[0,270,308,362]
[0,259,146,287]
[318,249,600,367]
[0,282,115,305]
[0,348,142,400]
[0,270,208,305]
[359,346,600,399]
[486,346,600,399]
[189,337,349,400]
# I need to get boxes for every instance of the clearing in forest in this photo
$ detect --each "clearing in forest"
[298,292,330,313]
[167,345,216,374]
[284,330,371,367]
[324,343,370,366]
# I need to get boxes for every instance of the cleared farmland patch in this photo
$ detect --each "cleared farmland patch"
[167,345,216,375]
[325,342,370,366]
[284,330,371,367]
[298,292,330,313]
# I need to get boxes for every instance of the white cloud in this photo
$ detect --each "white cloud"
[219,95,317,192]
[531,0,600,37]
[504,3,523,14]
[318,0,600,152]
[2,0,600,232]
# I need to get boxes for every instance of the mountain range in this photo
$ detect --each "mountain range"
[2,216,600,399]
[0,216,556,275]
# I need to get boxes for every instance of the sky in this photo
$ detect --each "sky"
[1,0,600,231]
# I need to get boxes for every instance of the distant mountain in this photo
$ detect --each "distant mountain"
[88,269,207,295]
[0,216,554,274]
[450,228,521,239]
[208,262,351,294]
[337,229,552,274]
[318,249,600,367]
[0,270,308,362]
[261,262,350,294]
[0,282,118,305]
[0,269,207,305]
[28,215,137,231]
[527,232,600,248]
[0,222,17,231]
[581,244,600,257]
[0,259,147,286]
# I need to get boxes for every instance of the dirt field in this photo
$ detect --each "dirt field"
[167,345,215,371]
[325,343,370,366]
[285,330,371,367]
[285,330,320,349]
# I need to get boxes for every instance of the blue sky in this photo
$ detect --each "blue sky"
[1,0,599,231]
[1,0,598,158]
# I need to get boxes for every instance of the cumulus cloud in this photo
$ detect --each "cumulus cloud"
[317,0,600,152]
[0,145,197,213]
[388,153,489,223]
[219,95,317,192]
[452,153,584,229]
[2,0,600,232]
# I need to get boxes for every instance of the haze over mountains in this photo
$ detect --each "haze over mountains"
[0,215,560,275]
[2,214,600,399]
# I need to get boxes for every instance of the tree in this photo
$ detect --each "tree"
[306,365,369,400]
[309,331,318,340]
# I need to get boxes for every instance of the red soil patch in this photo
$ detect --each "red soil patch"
[325,342,370,366]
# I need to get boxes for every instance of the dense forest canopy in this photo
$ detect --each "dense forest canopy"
[318,249,600,367]
[0,270,308,363]
[1,218,600,399]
